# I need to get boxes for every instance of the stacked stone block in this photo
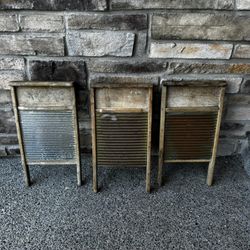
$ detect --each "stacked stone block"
[0,0,249,167]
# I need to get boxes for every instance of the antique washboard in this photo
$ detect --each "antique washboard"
[158,80,226,186]
[10,82,82,186]
[90,83,153,192]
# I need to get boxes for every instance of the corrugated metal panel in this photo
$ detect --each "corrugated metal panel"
[19,110,76,162]
[164,112,217,160]
[96,112,148,167]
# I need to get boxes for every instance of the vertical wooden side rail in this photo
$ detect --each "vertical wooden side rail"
[10,86,31,186]
[146,87,153,193]
[90,88,98,192]
[72,87,82,186]
[157,86,167,187]
[207,87,226,186]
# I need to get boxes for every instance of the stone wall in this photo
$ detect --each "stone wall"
[0,1,249,166]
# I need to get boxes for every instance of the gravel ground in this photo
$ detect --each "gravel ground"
[0,155,249,250]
